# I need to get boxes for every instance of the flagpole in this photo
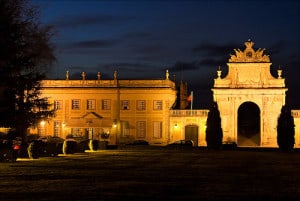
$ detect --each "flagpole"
[190,91,193,110]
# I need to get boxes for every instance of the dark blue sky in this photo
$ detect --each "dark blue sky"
[34,0,300,108]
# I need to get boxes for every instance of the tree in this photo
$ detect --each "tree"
[0,0,56,143]
[277,105,295,152]
[205,101,223,149]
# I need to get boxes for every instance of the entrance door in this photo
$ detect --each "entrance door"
[185,125,198,146]
[238,102,260,146]
[86,128,94,140]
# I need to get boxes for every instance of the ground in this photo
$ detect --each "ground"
[0,147,300,201]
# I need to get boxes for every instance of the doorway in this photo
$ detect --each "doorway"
[185,125,198,146]
[237,102,260,146]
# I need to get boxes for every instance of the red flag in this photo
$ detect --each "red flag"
[187,93,193,102]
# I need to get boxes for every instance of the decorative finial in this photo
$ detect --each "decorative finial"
[277,66,282,79]
[97,72,101,80]
[217,66,222,79]
[66,70,69,80]
[81,72,86,80]
[166,69,169,80]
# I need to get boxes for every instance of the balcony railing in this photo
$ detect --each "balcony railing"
[170,109,209,117]
[41,79,175,89]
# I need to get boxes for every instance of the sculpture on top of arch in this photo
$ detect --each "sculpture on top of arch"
[229,39,270,63]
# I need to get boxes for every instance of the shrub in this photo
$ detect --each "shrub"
[205,102,223,150]
[277,105,295,152]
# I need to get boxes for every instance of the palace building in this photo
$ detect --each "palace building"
[32,40,299,147]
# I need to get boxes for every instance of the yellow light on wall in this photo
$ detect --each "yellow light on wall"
[40,120,46,127]
[174,123,178,129]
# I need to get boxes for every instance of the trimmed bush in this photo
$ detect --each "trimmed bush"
[27,141,40,159]
[89,140,99,151]
[62,140,77,154]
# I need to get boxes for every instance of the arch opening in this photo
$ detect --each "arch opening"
[237,102,260,146]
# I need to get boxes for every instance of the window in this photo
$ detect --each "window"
[53,121,60,137]
[137,121,146,138]
[136,100,146,110]
[54,100,63,110]
[121,100,130,110]
[121,121,129,137]
[153,100,163,110]
[72,99,80,110]
[71,128,81,136]
[153,121,162,138]
[102,99,111,110]
[87,99,96,110]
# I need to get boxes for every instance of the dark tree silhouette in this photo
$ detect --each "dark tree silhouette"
[0,0,56,143]
[205,101,223,149]
[277,105,295,152]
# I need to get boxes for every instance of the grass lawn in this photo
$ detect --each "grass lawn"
[0,148,300,201]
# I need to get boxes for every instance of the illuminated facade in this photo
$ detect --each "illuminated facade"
[213,40,300,147]
[35,70,178,145]
[32,40,299,147]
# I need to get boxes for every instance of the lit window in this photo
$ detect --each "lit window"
[71,128,81,136]
[54,100,63,110]
[121,100,130,110]
[137,121,146,138]
[72,99,80,110]
[53,121,60,137]
[153,100,163,110]
[87,99,96,110]
[121,121,129,137]
[102,99,111,110]
[136,100,146,110]
[153,121,162,138]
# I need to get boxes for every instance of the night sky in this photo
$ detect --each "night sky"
[34,0,300,108]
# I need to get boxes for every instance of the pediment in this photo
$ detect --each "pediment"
[81,112,103,119]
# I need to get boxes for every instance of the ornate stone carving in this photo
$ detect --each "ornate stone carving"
[229,40,270,63]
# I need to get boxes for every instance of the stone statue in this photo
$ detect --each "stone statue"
[66,70,69,80]
[81,72,86,80]
[114,70,118,80]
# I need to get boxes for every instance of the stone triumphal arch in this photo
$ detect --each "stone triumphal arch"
[212,40,286,147]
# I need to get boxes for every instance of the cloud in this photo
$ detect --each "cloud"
[192,42,241,57]
[169,61,199,72]
[266,40,287,56]
[52,14,136,29]
[101,62,160,73]
[198,57,228,67]
[136,45,163,54]
[122,32,151,39]
[63,39,119,49]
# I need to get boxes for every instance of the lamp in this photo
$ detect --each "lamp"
[40,120,46,127]
[174,123,178,128]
